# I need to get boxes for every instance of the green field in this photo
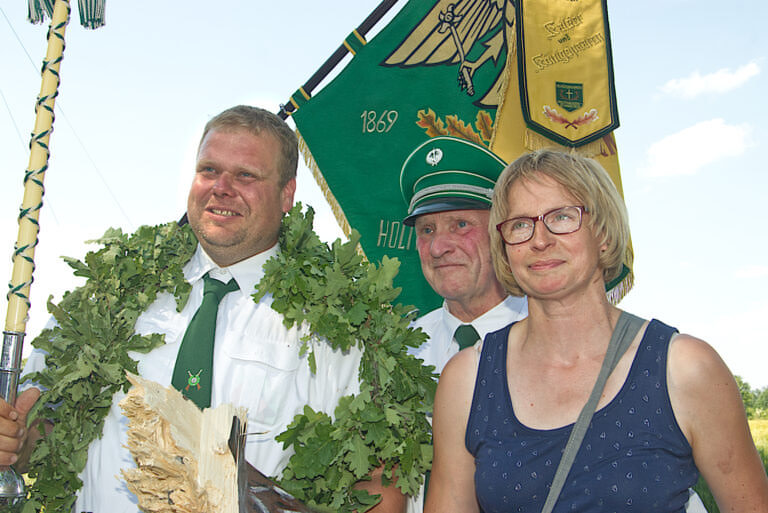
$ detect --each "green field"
[752,419,768,452]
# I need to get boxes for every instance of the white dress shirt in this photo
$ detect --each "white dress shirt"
[25,243,363,513]
[410,295,528,374]
[405,295,527,513]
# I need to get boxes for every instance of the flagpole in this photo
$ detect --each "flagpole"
[279,0,399,119]
[0,0,71,504]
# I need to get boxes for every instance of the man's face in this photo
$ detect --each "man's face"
[187,128,296,267]
[414,209,503,317]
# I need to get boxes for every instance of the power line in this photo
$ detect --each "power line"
[0,85,27,151]
[0,4,132,226]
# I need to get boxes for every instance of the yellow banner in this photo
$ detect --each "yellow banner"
[490,1,631,303]
[516,0,618,147]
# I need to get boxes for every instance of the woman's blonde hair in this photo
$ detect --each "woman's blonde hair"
[489,149,630,297]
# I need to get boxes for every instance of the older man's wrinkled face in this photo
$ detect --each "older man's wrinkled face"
[187,128,295,267]
[414,209,500,313]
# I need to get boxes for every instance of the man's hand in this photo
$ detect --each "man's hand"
[0,388,41,468]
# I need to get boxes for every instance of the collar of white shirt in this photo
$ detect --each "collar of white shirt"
[186,243,281,297]
[440,295,528,342]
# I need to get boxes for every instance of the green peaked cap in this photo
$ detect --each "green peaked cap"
[400,136,507,226]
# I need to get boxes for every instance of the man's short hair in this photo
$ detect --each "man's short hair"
[200,105,298,186]
[489,149,630,297]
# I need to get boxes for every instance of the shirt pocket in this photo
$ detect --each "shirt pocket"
[219,335,305,436]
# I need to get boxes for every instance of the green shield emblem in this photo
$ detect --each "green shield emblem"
[556,82,583,112]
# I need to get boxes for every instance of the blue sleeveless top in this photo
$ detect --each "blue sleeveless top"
[466,319,699,513]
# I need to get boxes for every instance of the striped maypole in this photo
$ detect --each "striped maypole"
[0,0,104,505]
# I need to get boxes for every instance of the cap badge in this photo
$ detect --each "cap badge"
[426,148,443,166]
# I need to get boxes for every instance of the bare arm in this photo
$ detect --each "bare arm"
[354,465,407,513]
[0,387,42,471]
[425,348,480,513]
[668,334,768,512]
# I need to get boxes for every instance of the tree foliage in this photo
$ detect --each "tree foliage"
[735,375,768,420]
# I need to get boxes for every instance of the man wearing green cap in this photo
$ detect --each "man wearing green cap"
[399,136,527,513]
[400,136,527,375]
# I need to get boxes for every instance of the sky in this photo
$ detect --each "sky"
[1,0,766,388]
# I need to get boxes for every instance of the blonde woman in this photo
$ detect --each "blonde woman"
[426,149,768,512]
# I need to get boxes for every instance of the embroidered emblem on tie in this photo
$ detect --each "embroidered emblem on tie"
[186,370,203,391]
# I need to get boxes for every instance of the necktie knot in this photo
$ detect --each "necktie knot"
[203,274,239,302]
[454,324,480,350]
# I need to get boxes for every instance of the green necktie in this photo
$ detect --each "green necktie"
[454,324,481,350]
[171,273,239,409]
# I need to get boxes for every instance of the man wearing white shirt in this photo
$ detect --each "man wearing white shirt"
[400,137,527,374]
[1,105,405,513]
[399,137,527,513]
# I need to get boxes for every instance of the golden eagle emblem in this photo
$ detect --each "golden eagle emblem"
[382,0,515,108]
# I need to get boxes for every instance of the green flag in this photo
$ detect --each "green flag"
[290,0,512,313]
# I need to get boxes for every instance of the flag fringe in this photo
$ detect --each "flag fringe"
[27,0,106,28]
[605,243,635,305]
[524,129,608,159]
[488,52,514,152]
[77,0,106,29]
[27,0,55,24]
[606,271,633,306]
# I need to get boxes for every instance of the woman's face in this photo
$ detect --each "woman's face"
[502,173,606,301]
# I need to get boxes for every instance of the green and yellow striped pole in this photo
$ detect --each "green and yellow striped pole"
[0,0,77,505]
[5,0,70,336]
